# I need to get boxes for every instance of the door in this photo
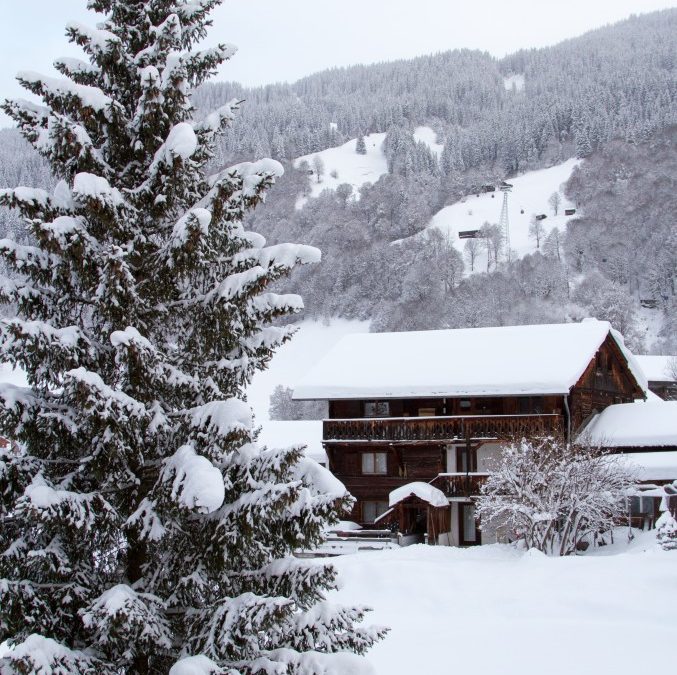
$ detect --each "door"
[459,503,480,546]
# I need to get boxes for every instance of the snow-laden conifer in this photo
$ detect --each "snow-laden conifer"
[0,1,386,672]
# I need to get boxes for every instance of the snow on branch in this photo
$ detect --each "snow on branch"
[0,382,38,416]
[54,56,101,86]
[65,367,147,419]
[0,239,57,272]
[189,399,253,439]
[207,266,268,303]
[109,326,153,351]
[65,21,122,58]
[249,293,305,317]
[293,456,348,502]
[241,326,296,353]
[192,100,239,140]
[81,584,172,660]
[249,648,377,675]
[169,654,223,675]
[170,208,211,248]
[20,474,117,532]
[16,71,119,118]
[2,318,95,365]
[0,634,100,673]
[73,172,125,210]
[208,159,284,199]
[233,243,322,272]
[126,497,167,542]
[192,591,294,661]
[161,444,225,513]
[146,123,198,183]
[2,98,49,129]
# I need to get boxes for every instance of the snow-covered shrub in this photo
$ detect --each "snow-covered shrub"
[656,511,677,551]
[476,437,636,556]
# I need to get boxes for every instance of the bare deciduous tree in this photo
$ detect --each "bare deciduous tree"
[529,215,546,249]
[548,190,562,215]
[464,237,480,272]
[312,154,325,183]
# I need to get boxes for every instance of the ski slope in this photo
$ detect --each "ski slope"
[428,158,581,270]
[293,126,444,207]
[294,133,388,207]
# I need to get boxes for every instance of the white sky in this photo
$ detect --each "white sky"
[0,0,675,127]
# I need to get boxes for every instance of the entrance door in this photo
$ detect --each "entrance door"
[459,503,480,546]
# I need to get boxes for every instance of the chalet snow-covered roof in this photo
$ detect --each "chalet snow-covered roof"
[584,401,677,448]
[620,451,677,481]
[293,319,646,400]
[635,355,676,383]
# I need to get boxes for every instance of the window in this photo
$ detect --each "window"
[629,496,655,516]
[418,407,436,417]
[364,401,390,417]
[362,500,389,524]
[362,452,388,474]
[459,399,471,410]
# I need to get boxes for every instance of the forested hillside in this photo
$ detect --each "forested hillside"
[0,9,675,351]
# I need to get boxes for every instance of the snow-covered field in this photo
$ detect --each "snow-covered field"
[293,126,445,207]
[293,133,387,207]
[428,158,581,270]
[329,533,676,675]
[413,126,444,157]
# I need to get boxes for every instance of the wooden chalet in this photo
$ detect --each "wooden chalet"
[583,400,677,529]
[293,319,649,546]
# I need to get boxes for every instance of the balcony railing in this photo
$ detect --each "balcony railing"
[323,414,563,443]
[431,472,489,499]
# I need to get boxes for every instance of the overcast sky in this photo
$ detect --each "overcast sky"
[0,0,675,126]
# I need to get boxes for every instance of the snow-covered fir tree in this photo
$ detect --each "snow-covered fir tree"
[0,1,386,673]
[355,134,366,155]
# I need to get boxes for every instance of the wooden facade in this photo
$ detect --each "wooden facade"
[321,333,645,527]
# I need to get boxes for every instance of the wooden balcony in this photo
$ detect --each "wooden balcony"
[431,472,489,499]
[323,414,563,444]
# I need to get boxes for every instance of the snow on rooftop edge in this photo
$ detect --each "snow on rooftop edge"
[584,401,677,448]
[389,482,448,508]
[293,319,646,400]
[620,450,677,481]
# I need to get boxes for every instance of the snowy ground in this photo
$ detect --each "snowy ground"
[328,532,676,675]
[427,158,581,272]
